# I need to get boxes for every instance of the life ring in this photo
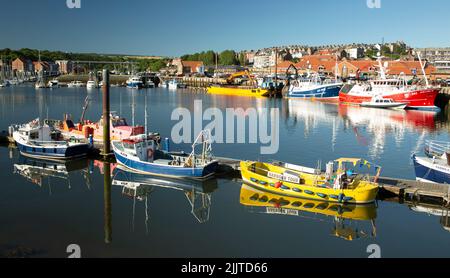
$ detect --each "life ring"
[147,148,154,158]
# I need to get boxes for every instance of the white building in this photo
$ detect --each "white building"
[345,48,365,59]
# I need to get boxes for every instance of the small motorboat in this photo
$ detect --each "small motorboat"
[167,79,178,89]
[360,96,407,110]
[48,79,59,88]
[112,130,219,179]
[126,76,144,89]
[11,119,90,160]
[0,80,10,88]
[240,158,381,204]
[86,80,100,89]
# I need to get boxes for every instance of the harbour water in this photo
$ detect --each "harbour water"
[1,85,450,258]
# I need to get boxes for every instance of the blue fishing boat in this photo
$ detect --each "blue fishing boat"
[286,74,343,100]
[112,130,219,179]
[11,119,90,160]
[412,140,450,184]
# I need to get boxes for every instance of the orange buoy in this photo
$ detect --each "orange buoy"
[275,181,283,189]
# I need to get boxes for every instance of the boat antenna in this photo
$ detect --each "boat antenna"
[418,54,429,87]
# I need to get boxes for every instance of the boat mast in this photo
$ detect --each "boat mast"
[144,92,148,135]
[418,54,429,87]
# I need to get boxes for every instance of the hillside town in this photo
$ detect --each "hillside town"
[2,42,450,85]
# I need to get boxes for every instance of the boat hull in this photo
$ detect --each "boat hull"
[339,88,439,110]
[412,155,450,184]
[113,148,218,179]
[15,140,89,160]
[240,161,379,204]
[207,86,270,97]
[286,84,342,99]
[360,103,407,109]
[127,82,144,89]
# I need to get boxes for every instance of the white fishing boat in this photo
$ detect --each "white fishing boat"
[360,95,407,110]
[10,119,90,160]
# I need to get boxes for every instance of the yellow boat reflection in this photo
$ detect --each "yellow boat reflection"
[240,184,377,240]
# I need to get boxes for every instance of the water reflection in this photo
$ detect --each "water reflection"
[409,204,450,233]
[13,156,90,190]
[112,167,218,225]
[240,184,377,241]
[285,99,443,159]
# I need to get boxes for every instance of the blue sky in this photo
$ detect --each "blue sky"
[1,0,449,56]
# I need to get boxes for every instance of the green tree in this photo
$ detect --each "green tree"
[219,50,238,65]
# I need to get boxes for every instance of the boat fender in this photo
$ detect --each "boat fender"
[343,197,353,202]
[292,188,302,193]
[317,193,327,199]
[250,177,258,183]
[259,181,268,186]
[280,185,290,190]
[330,195,339,200]
[338,193,345,203]
[305,190,314,195]
[274,181,283,188]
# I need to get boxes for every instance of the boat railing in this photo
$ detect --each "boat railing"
[425,140,450,157]
[28,140,69,146]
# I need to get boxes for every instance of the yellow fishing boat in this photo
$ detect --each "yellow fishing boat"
[207,85,270,97]
[240,158,381,204]
[207,70,271,97]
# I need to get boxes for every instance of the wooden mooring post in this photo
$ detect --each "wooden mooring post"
[101,69,113,158]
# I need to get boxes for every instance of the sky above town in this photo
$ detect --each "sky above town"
[1,0,449,56]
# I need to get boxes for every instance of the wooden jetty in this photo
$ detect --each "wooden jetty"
[378,177,450,206]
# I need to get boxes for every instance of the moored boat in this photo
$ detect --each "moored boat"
[360,95,407,110]
[57,112,145,142]
[126,76,144,89]
[112,130,219,179]
[339,54,440,110]
[11,119,90,160]
[86,80,100,89]
[47,79,59,88]
[412,140,450,184]
[240,158,381,204]
[286,73,343,100]
[207,70,272,97]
